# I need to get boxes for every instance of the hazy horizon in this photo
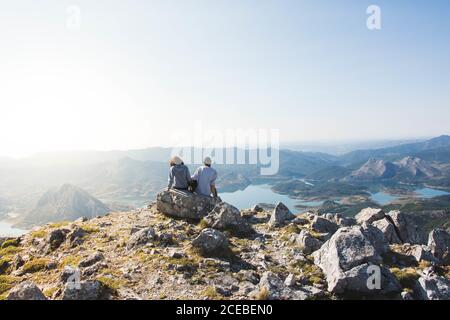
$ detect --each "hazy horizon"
[1,1,449,157]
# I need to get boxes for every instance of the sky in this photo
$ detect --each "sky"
[0,0,449,157]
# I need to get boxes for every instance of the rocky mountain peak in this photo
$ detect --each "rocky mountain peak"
[0,190,448,300]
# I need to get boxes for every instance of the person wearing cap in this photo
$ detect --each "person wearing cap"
[191,157,218,198]
[167,156,192,190]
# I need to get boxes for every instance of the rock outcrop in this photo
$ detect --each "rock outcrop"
[156,189,219,219]
[1,201,447,301]
[355,208,385,225]
[416,268,450,300]
[203,202,254,236]
[428,229,449,264]
[387,210,426,245]
[313,226,399,294]
[191,228,229,257]
[6,282,47,300]
[268,202,295,227]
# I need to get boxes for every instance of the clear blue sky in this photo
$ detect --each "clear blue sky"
[0,0,449,156]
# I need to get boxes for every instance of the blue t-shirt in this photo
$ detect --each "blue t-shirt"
[192,166,217,196]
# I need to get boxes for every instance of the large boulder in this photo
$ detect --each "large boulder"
[372,218,402,244]
[6,281,47,300]
[191,228,229,257]
[310,216,339,234]
[126,227,157,250]
[427,229,449,264]
[416,268,450,300]
[47,229,67,250]
[268,202,295,227]
[356,208,385,225]
[294,229,323,255]
[203,202,254,236]
[343,263,401,294]
[360,223,390,255]
[156,189,219,219]
[387,210,426,244]
[313,226,398,294]
[62,280,109,300]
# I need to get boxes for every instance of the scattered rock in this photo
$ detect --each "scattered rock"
[126,227,157,250]
[313,226,390,293]
[294,229,323,255]
[191,228,229,257]
[79,252,104,268]
[67,227,87,246]
[203,202,254,236]
[372,218,402,244]
[251,204,264,212]
[7,281,47,300]
[427,228,449,264]
[61,265,79,283]
[311,216,339,234]
[62,280,109,300]
[416,268,450,300]
[360,223,389,255]
[404,245,439,264]
[156,189,219,219]
[355,208,385,225]
[387,210,426,244]
[268,202,296,227]
[284,274,296,287]
[47,229,66,250]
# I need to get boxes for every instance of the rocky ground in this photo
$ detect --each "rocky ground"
[0,189,449,300]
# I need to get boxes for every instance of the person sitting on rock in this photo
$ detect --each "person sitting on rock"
[191,157,218,198]
[167,156,192,191]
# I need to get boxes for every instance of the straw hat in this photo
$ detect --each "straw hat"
[170,156,183,165]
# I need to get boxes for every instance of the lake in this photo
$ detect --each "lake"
[220,184,322,213]
[0,220,28,237]
[370,187,450,205]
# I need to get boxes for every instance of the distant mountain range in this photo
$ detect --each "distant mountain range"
[1,135,450,229]
[16,184,110,228]
[345,156,443,181]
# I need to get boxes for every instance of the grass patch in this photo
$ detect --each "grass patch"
[0,275,18,295]
[82,225,100,234]
[292,260,325,286]
[202,286,221,300]
[198,219,209,230]
[390,267,420,289]
[97,276,126,292]
[1,239,20,249]
[49,221,70,228]
[22,258,50,274]
[43,286,59,298]
[254,287,269,300]
[30,230,47,239]
[60,255,82,268]
[0,246,20,257]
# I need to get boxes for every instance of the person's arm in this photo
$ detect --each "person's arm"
[210,170,218,198]
[191,168,199,181]
[211,185,218,198]
[167,168,173,189]
[186,166,192,182]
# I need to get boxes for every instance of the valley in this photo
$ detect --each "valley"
[1,135,450,234]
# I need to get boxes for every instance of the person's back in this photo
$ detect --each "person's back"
[192,159,217,197]
[168,156,191,190]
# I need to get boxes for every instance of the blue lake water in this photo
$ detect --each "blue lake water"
[0,220,28,237]
[370,187,450,205]
[220,184,322,213]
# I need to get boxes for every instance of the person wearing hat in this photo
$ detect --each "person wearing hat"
[191,156,218,198]
[167,156,192,190]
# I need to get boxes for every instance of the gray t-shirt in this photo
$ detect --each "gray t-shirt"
[168,164,191,189]
[192,166,217,196]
